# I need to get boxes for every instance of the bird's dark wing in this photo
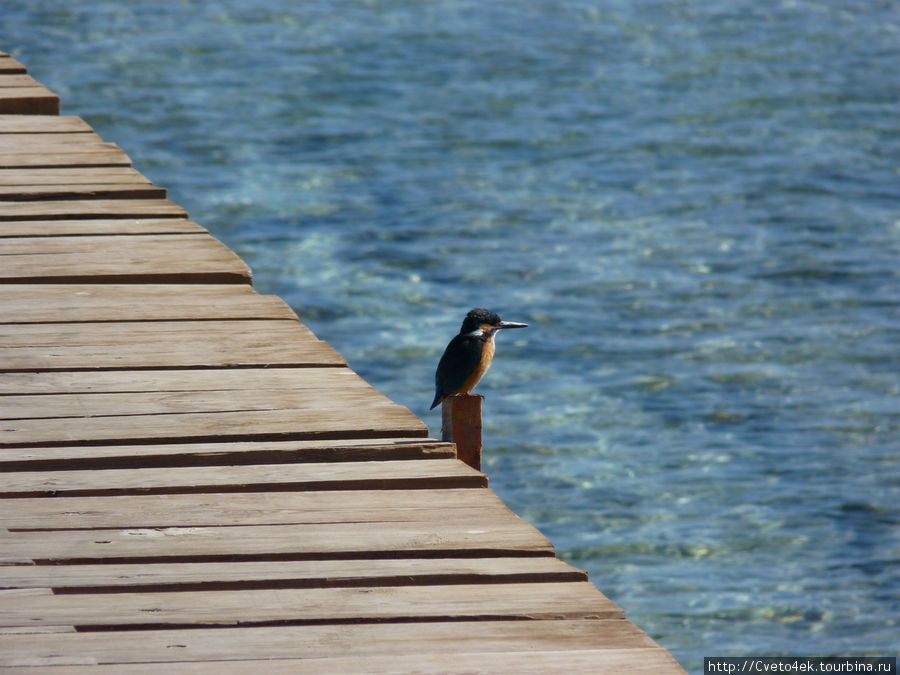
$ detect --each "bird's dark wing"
[431,334,482,408]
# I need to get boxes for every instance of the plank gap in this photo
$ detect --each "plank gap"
[3,317,307,326]
[0,213,185,223]
[48,571,587,595]
[0,188,167,201]
[0,475,479,498]
[10,516,471,532]
[71,615,581,633]
[0,363,347,376]
[0,232,206,240]
[0,427,429,450]
[31,550,554,566]
[0,444,454,472]
[0,273,251,285]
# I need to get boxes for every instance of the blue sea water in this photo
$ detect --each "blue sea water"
[5,1,899,670]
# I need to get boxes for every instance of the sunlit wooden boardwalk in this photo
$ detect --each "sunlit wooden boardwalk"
[0,52,684,673]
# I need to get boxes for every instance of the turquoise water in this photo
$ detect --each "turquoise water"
[7,1,899,669]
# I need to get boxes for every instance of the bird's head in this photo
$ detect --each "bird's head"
[459,308,528,337]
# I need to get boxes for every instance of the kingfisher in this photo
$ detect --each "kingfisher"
[430,308,528,410]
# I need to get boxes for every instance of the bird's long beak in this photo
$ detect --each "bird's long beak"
[498,321,528,329]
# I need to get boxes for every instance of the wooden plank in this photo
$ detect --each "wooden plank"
[0,234,251,283]
[210,650,684,675]
[0,322,344,371]
[0,140,121,154]
[0,198,185,220]
[0,116,93,134]
[0,439,453,472]
[2,386,403,421]
[0,167,151,185]
[0,488,500,530]
[0,284,298,323]
[7,649,682,674]
[0,56,27,74]
[0,582,620,628]
[269,649,685,675]
[0,460,469,498]
[0,218,207,237]
[0,184,166,200]
[0,363,427,450]
[0,557,586,593]
[0,366,361,395]
[0,401,425,447]
[0,621,661,667]
[0,141,123,158]
[0,132,107,149]
[0,149,131,168]
[1,519,549,564]
[0,75,43,88]
[0,367,352,394]
[0,624,76,635]
[0,86,60,115]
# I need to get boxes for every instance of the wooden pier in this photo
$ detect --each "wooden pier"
[0,53,684,672]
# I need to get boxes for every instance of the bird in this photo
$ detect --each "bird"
[430,308,528,410]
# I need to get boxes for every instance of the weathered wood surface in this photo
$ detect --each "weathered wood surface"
[8,649,682,674]
[0,61,684,673]
[0,74,46,88]
[1,520,550,564]
[0,234,251,283]
[0,321,344,371]
[0,87,59,115]
[1,408,427,448]
[0,114,93,133]
[2,385,408,427]
[0,557,587,593]
[0,141,124,158]
[0,284,298,323]
[0,132,109,151]
[0,368,354,393]
[0,167,151,184]
[0,54,28,74]
[0,438,454,471]
[0,198,185,220]
[0,488,492,529]
[0,622,662,668]
[0,582,622,628]
[0,183,166,200]
[0,651,680,674]
[0,166,166,200]
[0,460,476,498]
[0,366,434,446]
[0,218,207,236]
[0,148,131,168]
[0,380,427,446]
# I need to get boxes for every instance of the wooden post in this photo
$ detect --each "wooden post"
[441,395,483,472]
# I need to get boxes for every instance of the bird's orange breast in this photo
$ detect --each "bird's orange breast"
[457,335,495,394]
